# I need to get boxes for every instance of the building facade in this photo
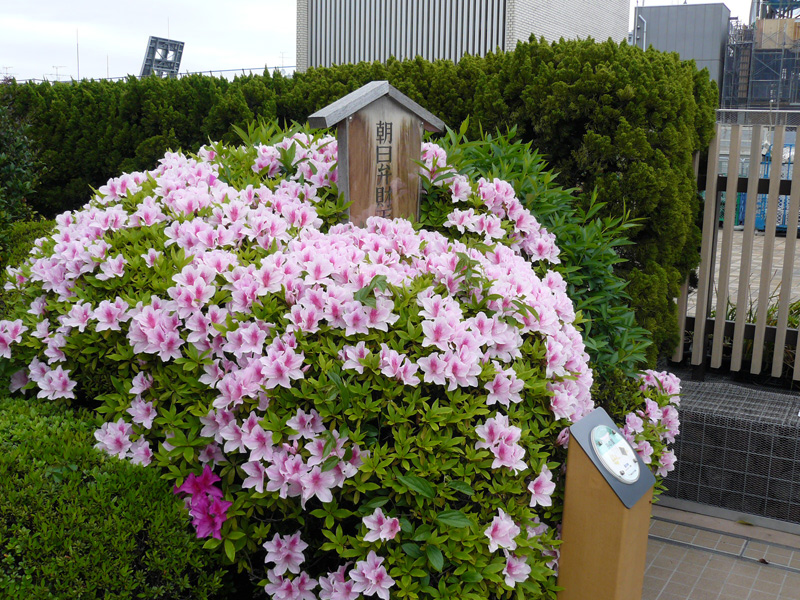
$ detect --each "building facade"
[631,3,731,87]
[296,0,629,72]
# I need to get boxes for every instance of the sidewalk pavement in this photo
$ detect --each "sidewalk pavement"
[644,505,800,599]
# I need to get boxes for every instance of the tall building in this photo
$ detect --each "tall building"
[631,3,731,87]
[296,0,629,72]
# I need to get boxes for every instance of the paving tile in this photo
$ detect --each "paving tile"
[756,567,787,585]
[719,583,753,597]
[689,589,721,600]
[646,565,675,581]
[670,524,698,543]
[728,572,759,588]
[752,578,783,595]
[750,590,782,600]
[716,538,747,554]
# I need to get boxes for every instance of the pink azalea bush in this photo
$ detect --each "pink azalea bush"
[0,126,679,599]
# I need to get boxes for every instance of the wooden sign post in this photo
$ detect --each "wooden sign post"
[557,408,656,600]
[308,81,445,227]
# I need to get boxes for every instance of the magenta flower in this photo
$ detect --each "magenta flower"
[174,465,223,498]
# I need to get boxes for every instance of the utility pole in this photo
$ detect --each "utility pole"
[1,66,12,78]
[76,29,80,80]
[279,51,288,67]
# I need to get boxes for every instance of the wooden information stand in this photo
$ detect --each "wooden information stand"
[557,409,656,600]
[308,81,445,227]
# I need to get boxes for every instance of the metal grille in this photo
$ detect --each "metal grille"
[717,109,800,126]
[664,381,800,523]
[308,0,507,68]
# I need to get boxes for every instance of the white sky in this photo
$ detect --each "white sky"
[0,0,297,81]
[0,0,757,82]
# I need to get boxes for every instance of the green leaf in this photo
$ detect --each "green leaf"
[224,539,235,562]
[435,509,472,529]
[426,545,443,572]
[462,570,483,583]
[448,481,474,496]
[402,543,423,559]
[397,474,435,499]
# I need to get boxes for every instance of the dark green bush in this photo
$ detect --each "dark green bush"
[0,102,39,224]
[0,397,228,599]
[3,38,717,362]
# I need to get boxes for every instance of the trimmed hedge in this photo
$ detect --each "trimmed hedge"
[0,397,229,599]
[1,37,717,362]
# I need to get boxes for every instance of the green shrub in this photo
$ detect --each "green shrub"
[0,122,681,599]
[425,124,651,381]
[0,396,228,599]
[3,39,715,363]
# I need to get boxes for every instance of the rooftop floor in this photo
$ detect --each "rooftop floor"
[644,505,800,599]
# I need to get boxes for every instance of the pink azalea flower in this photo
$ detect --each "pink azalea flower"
[286,408,324,440]
[242,423,274,462]
[484,508,520,552]
[263,531,308,575]
[130,439,153,466]
[300,465,336,506]
[656,449,677,477]
[95,253,127,280]
[349,551,395,600]
[127,397,157,429]
[242,460,267,493]
[503,553,531,588]
[528,465,556,507]
[36,365,77,400]
[362,508,400,543]
[319,565,359,600]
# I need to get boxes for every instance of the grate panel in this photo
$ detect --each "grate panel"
[665,380,800,523]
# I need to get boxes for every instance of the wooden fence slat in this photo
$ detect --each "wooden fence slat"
[751,125,785,374]
[673,151,702,363]
[731,125,763,371]
[772,161,800,377]
[692,125,721,366]
[711,124,742,367]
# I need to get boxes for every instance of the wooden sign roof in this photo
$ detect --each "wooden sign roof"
[308,80,445,132]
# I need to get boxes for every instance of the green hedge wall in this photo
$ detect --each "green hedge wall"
[0,397,229,599]
[0,37,717,361]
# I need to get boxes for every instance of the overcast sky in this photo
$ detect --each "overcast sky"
[1,0,753,82]
[0,0,297,82]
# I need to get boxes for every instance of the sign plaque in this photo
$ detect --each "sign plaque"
[590,425,640,484]
[308,81,445,227]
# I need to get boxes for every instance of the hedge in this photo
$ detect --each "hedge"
[0,396,230,599]
[0,37,717,362]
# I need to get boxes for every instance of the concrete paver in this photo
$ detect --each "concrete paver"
[644,505,800,599]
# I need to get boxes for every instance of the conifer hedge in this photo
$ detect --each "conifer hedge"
[0,37,717,362]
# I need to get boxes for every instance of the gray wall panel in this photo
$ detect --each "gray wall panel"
[305,0,508,68]
[634,4,729,85]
